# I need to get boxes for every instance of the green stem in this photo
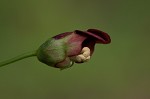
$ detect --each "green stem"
[0,50,37,67]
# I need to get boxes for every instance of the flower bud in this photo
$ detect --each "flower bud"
[37,29,111,69]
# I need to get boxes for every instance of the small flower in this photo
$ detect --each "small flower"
[37,29,111,69]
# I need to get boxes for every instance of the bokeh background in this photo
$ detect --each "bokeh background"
[0,0,150,99]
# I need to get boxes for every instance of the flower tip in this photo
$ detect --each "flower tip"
[87,29,111,44]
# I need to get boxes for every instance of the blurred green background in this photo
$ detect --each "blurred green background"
[0,0,150,99]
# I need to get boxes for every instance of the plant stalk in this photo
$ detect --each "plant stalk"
[0,50,37,67]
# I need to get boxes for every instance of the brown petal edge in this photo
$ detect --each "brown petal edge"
[75,29,111,44]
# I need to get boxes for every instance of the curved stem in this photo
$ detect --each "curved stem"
[0,50,37,67]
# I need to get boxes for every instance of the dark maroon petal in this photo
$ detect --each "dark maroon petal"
[87,29,111,44]
[53,32,72,39]
[75,29,111,44]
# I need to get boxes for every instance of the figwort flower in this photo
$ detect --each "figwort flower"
[37,29,111,69]
[0,29,111,69]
